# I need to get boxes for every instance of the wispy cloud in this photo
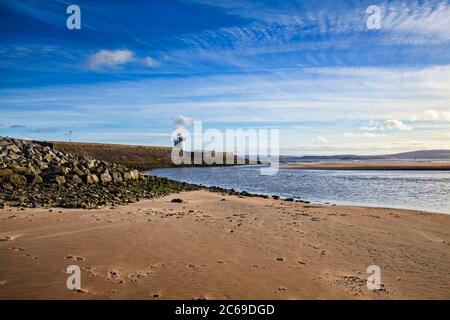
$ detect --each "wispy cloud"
[87,49,159,70]
[361,119,413,131]
[311,136,328,143]
[88,49,135,69]
[173,115,194,128]
[411,110,450,121]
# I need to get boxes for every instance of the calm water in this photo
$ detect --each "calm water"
[150,165,450,214]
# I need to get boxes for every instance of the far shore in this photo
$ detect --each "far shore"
[1,190,449,299]
[285,161,450,171]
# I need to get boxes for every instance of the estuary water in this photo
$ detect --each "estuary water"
[150,165,450,214]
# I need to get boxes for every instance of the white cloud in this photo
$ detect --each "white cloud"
[383,119,412,131]
[363,133,386,138]
[88,49,135,69]
[173,115,194,128]
[311,136,328,143]
[88,50,159,70]
[344,132,386,138]
[383,0,450,41]
[143,56,159,67]
[411,110,450,121]
[361,119,412,131]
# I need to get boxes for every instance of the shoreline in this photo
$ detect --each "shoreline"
[285,161,450,171]
[1,190,449,299]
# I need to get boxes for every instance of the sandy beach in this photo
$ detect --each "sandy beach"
[286,162,450,170]
[0,190,449,300]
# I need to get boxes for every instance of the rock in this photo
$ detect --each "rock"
[0,136,200,208]
[100,171,112,183]
[87,159,97,169]
[42,153,53,163]
[123,172,133,181]
[130,170,140,180]
[9,165,27,174]
[73,166,86,176]
[9,174,27,186]
[171,198,183,203]
[112,172,123,182]
[0,168,13,177]
[32,175,43,184]
[68,174,83,185]
[42,166,69,178]
[54,176,66,186]
[84,174,99,185]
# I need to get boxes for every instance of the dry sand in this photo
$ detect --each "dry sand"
[0,190,449,300]
[286,161,450,170]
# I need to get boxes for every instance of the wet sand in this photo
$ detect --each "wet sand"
[0,190,449,299]
[286,161,450,170]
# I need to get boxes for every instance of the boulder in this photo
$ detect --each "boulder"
[84,174,99,185]
[32,175,43,184]
[112,172,123,182]
[54,176,66,186]
[9,174,27,186]
[42,153,53,163]
[72,166,86,176]
[100,171,112,183]
[123,170,140,181]
[0,168,13,177]
[42,166,70,178]
[9,165,27,174]
[68,174,83,185]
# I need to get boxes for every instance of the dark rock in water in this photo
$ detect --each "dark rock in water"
[284,198,294,202]
[272,195,280,200]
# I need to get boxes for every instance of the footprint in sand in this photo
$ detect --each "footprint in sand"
[72,288,87,294]
[9,247,25,251]
[186,264,207,269]
[65,255,85,262]
[22,254,38,260]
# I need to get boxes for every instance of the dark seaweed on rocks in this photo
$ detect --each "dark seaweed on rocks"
[0,137,198,208]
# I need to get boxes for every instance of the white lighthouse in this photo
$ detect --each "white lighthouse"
[174,133,185,149]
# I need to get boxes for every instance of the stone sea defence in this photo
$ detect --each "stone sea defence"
[0,137,197,208]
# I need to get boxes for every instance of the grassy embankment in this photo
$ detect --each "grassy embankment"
[52,141,249,170]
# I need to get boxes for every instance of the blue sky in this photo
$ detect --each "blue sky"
[1,0,449,155]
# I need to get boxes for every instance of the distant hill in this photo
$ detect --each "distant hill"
[280,150,450,163]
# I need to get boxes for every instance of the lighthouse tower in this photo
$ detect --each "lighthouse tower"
[174,133,184,149]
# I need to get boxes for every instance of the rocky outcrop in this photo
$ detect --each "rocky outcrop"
[0,137,197,208]
[1,137,141,188]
